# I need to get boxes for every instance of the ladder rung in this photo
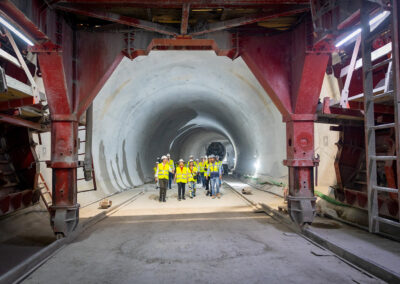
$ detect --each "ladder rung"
[372,185,398,193]
[369,122,396,130]
[368,57,392,71]
[370,155,397,161]
[371,90,394,101]
[374,216,400,228]
[355,180,367,185]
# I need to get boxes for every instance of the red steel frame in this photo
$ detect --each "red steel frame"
[241,20,330,223]
[0,0,333,235]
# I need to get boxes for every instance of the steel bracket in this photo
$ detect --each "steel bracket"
[50,204,80,237]
[287,196,317,225]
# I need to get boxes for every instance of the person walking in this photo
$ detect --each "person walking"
[155,156,172,202]
[186,155,195,167]
[174,159,188,201]
[198,157,206,188]
[207,154,223,199]
[205,156,211,196]
[167,153,175,189]
[187,160,198,198]
[195,158,201,184]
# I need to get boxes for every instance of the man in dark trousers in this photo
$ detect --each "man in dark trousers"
[155,155,172,202]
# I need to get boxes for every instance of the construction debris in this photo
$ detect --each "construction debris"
[242,187,252,195]
[99,199,112,209]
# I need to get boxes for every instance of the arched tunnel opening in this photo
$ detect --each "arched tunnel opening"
[92,51,287,195]
[2,2,400,282]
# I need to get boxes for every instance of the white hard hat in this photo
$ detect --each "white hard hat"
[189,159,194,162]
[179,159,184,162]
[161,155,167,160]
[167,153,171,157]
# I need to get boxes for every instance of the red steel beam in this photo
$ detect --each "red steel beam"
[0,113,48,131]
[180,3,190,35]
[130,37,234,56]
[36,51,72,115]
[76,31,125,117]
[0,1,48,42]
[240,33,293,117]
[190,6,309,36]
[54,1,310,8]
[55,4,179,36]
[0,97,35,111]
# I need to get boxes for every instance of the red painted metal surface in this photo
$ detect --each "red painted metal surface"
[76,32,125,116]
[0,127,41,216]
[241,33,292,117]
[55,5,179,36]
[190,6,309,36]
[0,97,35,111]
[54,0,310,8]
[180,3,190,35]
[0,0,48,42]
[129,37,236,59]
[241,19,330,223]
[0,113,49,131]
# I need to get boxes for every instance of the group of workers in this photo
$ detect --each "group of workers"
[154,153,223,202]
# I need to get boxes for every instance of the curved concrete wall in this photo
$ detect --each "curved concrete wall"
[92,51,286,194]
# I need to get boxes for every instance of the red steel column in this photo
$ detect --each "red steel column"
[32,43,79,237]
[49,115,79,237]
[241,22,330,225]
[283,115,319,224]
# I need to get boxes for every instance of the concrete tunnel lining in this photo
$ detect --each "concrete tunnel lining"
[92,51,286,194]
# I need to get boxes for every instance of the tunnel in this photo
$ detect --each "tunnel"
[92,51,287,194]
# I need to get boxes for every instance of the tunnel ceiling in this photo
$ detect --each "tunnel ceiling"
[92,51,287,193]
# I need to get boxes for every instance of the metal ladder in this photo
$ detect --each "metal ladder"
[37,173,52,211]
[77,125,97,193]
[361,0,400,233]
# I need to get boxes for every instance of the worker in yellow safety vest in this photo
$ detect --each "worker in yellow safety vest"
[174,159,188,201]
[186,155,195,167]
[204,156,211,195]
[207,154,223,199]
[187,160,198,198]
[155,156,173,202]
[167,153,175,189]
[195,158,201,184]
[198,157,206,188]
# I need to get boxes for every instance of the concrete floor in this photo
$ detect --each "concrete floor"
[23,184,381,284]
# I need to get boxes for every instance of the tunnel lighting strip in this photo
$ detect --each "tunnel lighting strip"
[335,11,390,47]
[0,16,34,46]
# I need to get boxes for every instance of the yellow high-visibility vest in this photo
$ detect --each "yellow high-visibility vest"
[204,161,209,177]
[157,163,170,179]
[187,166,198,182]
[198,162,205,173]
[168,159,174,169]
[175,166,188,183]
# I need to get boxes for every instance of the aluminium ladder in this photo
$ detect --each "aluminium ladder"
[361,0,400,233]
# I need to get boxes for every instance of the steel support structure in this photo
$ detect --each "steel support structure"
[241,20,330,224]
[0,0,338,234]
